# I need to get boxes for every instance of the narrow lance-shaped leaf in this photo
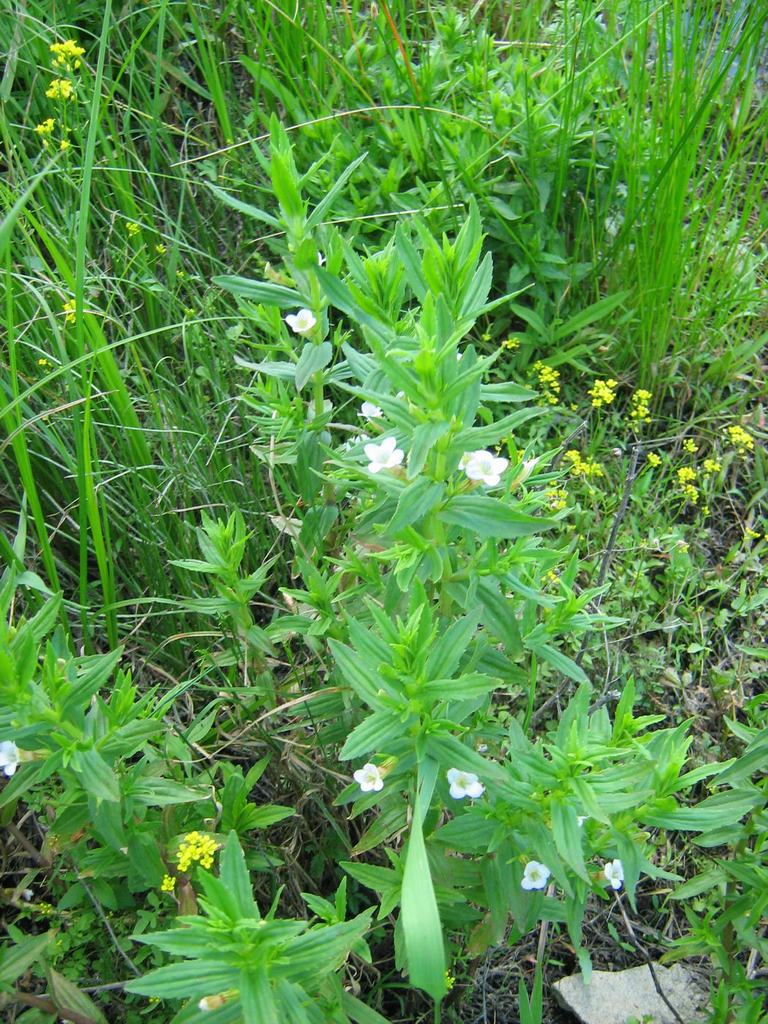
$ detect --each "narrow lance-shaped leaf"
[400,758,446,1004]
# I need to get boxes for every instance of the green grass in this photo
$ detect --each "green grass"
[0,1,766,1020]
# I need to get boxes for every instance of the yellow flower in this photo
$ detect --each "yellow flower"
[45,78,75,101]
[160,874,175,893]
[50,39,86,72]
[532,361,560,405]
[126,221,141,236]
[683,439,698,454]
[34,118,56,136]
[628,388,652,426]
[546,486,568,511]
[62,299,76,324]
[59,138,71,151]
[588,378,618,409]
[37,357,52,368]
[565,449,604,478]
[676,466,698,503]
[155,242,166,255]
[726,425,754,455]
[703,458,721,474]
[501,336,520,351]
[646,452,661,467]
[176,831,218,873]
[544,569,560,586]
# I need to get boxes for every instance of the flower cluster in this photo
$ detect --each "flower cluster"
[727,424,754,455]
[50,39,85,72]
[45,78,75,101]
[176,831,218,872]
[501,336,520,351]
[160,874,175,893]
[588,377,618,409]
[460,449,508,487]
[646,452,661,467]
[564,449,604,478]
[703,457,721,474]
[676,466,698,504]
[126,222,141,237]
[628,388,652,426]
[63,299,76,324]
[532,361,560,405]
[683,438,698,454]
[546,486,568,511]
[34,118,55,138]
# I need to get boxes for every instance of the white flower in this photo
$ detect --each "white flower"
[463,449,509,487]
[0,741,20,777]
[360,401,383,420]
[317,252,326,266]
[284,308,317,335]
[603,858,624,890]
[521,860,551,891]
[446,768,484,800]
[364,436,404,474]
[353,763,384,793]
[577,815,588,828]
[456,351,464,361]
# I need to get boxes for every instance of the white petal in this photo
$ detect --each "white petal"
[379,436,397,455]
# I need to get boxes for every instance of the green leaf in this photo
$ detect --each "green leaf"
[125,961,239,999]
[553,291,629,341]
[221,831,259,918]
[342,991,392,1024]
[340,710,404,761]
[407,422,450,479]
[214,275,303,309]
[240,967,278,1024]
[72,748,120,803]
[551,800,588,879]
[131,778,207,806]
[329,638,386,709]
[207,183,281,228]
[245,804,296,829]
[529,643,589,684]
[401,761,446,1003]
[46,967,108,1023]
[479,381,537,403]
[306,153,368,230]
[387,478,445,534]
[441,495,554,539]
[425,611,480,679]
[420,673,498,702]
[295,342,332,391]
[641,789,762,832]
[475,577,522,653]
[0,931,54,986]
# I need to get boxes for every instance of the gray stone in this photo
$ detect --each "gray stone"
[552,962,708,1024]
